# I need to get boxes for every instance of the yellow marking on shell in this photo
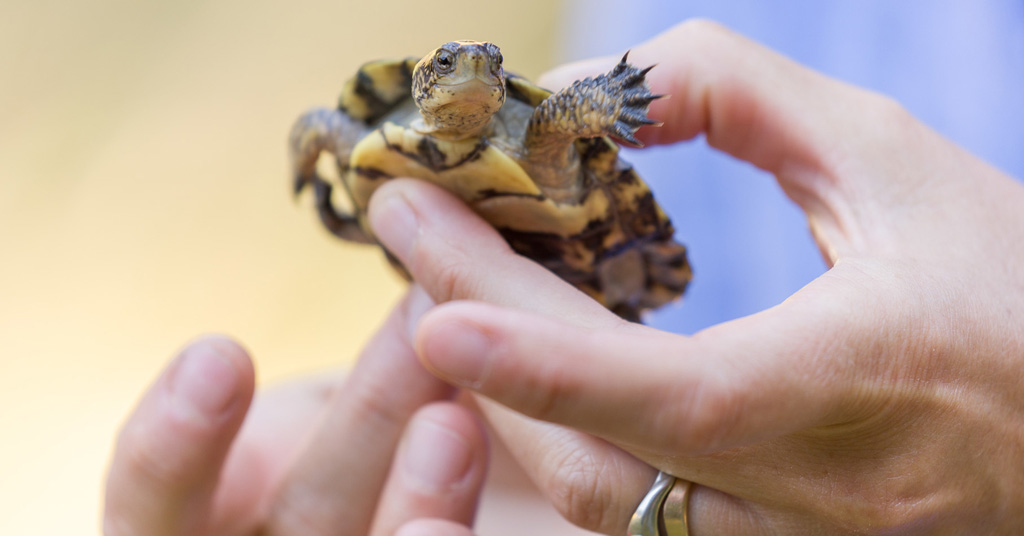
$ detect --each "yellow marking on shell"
[338,59,416,121]
[507,76,551,106]
[347,122,541,209]
[345,122,626,240]
[338,79,372,120]
[474,185,611,236]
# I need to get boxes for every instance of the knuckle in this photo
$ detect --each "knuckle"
[409,232,477,303]
[512,356,575,423]
[116,423,191,488]
[669,374,743,453]
[427,253,482,303]
[432,259,468,303]
[866,91,912,126]
[541,446,615,532]
[827,492,935,535]
[849,89,919,152]
[266,488,339,536]
[348,375,412,431]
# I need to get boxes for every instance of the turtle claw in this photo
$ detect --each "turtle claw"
[525,53,663,154]
[611,122,643,147]
[293,173,313,198]
[605,60,660,145]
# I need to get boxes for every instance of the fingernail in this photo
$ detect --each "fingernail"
[170,338,241,423]
[420,319,492,389]
[370,188,419,262]
[401,418,473,493]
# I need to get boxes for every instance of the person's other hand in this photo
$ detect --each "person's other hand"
[368,20,1024,535]
[103,286,486,536]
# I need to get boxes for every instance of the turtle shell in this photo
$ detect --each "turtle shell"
[333,58,691,321]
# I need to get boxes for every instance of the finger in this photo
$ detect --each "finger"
[684,485,776,536]
[365,145,870,528]
[104,335,255,536]
[371,403,488,536]
[474,397,658,535]
[366,164,894,532]
[478,401,800,536]
[541,19,928,261]
[368,179,619,329]
[265,285,455,536]
[394,519,475,536]
[415,292,861,458]
[541,19,876,166]
[370,182,668,534]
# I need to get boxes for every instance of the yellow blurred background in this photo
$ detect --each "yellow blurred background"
[0,1,563,532]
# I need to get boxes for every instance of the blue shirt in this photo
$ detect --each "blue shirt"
[558,0,1024,333]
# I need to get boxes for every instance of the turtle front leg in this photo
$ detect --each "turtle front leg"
[289,107,374,244]
[524,54,660,186]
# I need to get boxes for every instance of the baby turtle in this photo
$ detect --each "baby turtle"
[290,41,691,321]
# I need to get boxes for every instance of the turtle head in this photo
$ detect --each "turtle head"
[412,41,505,138]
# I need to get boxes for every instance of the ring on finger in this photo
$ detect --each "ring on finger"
[627,471,693,536]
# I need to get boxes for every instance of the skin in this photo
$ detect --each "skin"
[369,20,1024,535]
[103,288,488,536]
[105,20,1024,536]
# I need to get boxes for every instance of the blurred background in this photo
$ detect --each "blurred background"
[8,0,1019,533]
[0,0,569,532]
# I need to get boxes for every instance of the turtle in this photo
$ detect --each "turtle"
[289,40,691,321]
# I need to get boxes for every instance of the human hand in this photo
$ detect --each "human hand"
[103,287,486,536]
[367,20,1024,535]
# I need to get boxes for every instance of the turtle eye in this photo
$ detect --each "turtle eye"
[485,43,503,66]
[435,49,455,73]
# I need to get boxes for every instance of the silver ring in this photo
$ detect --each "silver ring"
[627,471,692,536]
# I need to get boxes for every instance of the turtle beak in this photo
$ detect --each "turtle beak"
[462,46,502,86]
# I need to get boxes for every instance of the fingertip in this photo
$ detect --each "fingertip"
[371,178,484,225]
[369,179,505,270]
[415,301,519,388]
[400,402,489,494]
[367,181,420,262]
[170,334,255,426]
[372,403,488,535]
[415,304,496,390]
[105,335,256,533]
[179,333,255,390]
[188,334,254,374]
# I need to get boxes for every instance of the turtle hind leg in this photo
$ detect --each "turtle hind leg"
[311,180,375,244]
[289,107,373,244]
[524,53,661,176]
[638,240,692,311]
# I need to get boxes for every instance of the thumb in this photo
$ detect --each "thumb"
[414,274,868,455]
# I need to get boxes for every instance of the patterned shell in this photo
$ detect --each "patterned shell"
[333,58,691,321]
